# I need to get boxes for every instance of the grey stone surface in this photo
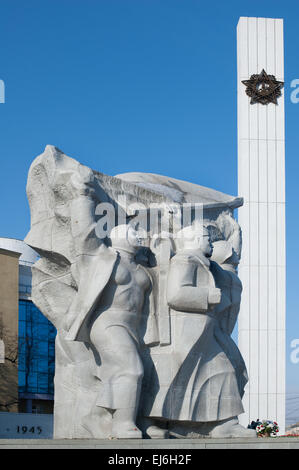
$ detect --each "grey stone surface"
[25,145,253,439]
[0,438,298,449]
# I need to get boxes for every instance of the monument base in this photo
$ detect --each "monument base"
[0,438,299,449]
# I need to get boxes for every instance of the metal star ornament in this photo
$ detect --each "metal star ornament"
[242,69,284,105]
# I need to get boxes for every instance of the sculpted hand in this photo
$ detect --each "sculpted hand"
[208,288,222,305]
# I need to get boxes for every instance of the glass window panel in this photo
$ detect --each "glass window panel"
[27,372,37,390]
[18,300,57,395]
[30,340,39,358]
[37,373,49,393]
[29,357,38,373]
[37,324,49,340]
[37,358,48,373]
[32,319,40,333]
[18,353,26,372]
[29,306,37,324]
[18,371,26,388]
[48,342,55,355]
[18,302,26,321]
[49,328,57,340]
[18,338,27,356]
[25,320,34,338]
[26,305,32,322]
[37,312,49,325]
[38,341,48,357]
[18,321,26,338]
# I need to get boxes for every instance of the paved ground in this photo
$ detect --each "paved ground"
[0,438,299,449]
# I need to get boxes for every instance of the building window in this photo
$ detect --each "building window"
[18,300,56,395]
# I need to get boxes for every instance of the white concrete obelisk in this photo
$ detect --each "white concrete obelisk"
[237,17,286,433]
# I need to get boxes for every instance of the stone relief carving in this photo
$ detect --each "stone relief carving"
[141,220,254,438]
[25,145,255,438]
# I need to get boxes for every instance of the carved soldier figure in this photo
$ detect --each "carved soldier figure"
[142,222,255,438]
[63,224,156,438]
[209,214,249,423]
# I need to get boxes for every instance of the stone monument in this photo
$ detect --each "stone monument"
[25,144,256,438]
[237,17,286,433]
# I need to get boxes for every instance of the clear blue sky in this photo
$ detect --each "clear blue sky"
[1,0,299,424]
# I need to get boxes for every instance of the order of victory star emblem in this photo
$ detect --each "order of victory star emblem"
[242,69,284,105]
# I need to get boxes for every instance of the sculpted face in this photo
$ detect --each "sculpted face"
[198,230,213,258]
[127,225,144,248]
[109,224,144,251]
[176,224,213,257]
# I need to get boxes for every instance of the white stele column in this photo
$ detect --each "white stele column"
[237,17,286,433]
